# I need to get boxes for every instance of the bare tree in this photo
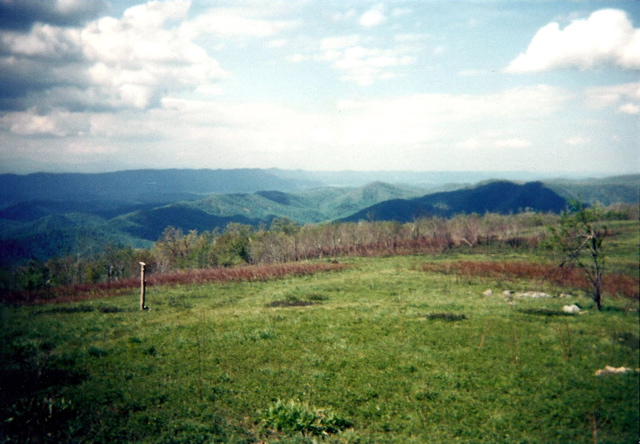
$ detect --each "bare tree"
[548,201,608,310]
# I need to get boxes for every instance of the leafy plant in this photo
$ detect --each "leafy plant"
[547,201,608,310]
[258,399,352,437]
[424,312,467,321]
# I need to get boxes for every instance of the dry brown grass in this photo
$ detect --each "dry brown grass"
[2,262,348,305]
[420,260,638,300]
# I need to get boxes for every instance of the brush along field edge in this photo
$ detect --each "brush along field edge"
[2,262,349,305]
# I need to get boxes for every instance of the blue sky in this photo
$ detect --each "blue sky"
[0,0,638,174]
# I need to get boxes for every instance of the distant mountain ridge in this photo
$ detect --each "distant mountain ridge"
[2,169,636,206]
[339,181,568,223]
[1,169,637,266]
[0,181,429,263]
[0,169,319,206]
[108,181,429,241]
[545,174,640,206]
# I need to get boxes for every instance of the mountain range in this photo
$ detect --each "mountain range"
[0,169,637,266]
[339,181,568,223]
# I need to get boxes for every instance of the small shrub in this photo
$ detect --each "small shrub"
[519,308,573,317]
[37,306,95,315]
[267,300,317,308]
[614,332,639,350]
[250,329,275,341]
[87,346,109,357]
[258,399,352,437]
[98,306,125,313]
[424,312,467,321]
[306,293,329,301]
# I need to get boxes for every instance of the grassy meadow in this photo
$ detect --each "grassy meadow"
[1,222,638,443]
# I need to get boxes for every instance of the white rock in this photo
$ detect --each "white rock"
[595,366,633,376]
[515,291,551,298]
[562,304,581,314]
[483,289,493,296]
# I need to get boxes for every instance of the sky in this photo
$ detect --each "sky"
[0,0,638,175]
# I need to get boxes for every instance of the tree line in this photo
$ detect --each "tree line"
[3,204,637,293]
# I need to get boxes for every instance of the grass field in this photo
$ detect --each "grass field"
[1,224,638,443]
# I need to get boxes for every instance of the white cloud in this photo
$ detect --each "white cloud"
[331,9,357,22]
[320,85,564,148]
[493,138,533,149]
[586,82,640,111]
[565,136,590,145]
[391,8,412,18]
[359,4,386,28]
[0,23,82,59]
[318,36,417,86]
[3,112,64,137]
[288,54,309,63]
[458,134,534,151]
[332,46,415,85]
[1,108,88,137]
[0,0,228,111]
[456,138,481,150]
[506,9,640,72]
[184,7,298,38]
[618,103,640,114]
[267,39,288,48]
[320,35,362,53]
[433,45,446,56]
[337,100,360,110]
[0,81,583,171]
[65,141,115,155]
[112,85,566,162]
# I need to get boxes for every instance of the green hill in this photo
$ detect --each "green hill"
[340,181,568,223]
[0,168,318,206]
[0,182,429,264]
[1,171,637,266]
[544,174,639,206]
[108,182,429,242]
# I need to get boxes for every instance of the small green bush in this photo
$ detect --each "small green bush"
[267,300,316,307]
[519,308,573,317]
[424,312,467,321]
[258,399,352,437]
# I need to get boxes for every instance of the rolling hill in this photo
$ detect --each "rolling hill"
[0,168,319,206]
[0,181,429,263]
[106,181,429,242]
[545,174,640,206]
[1,169,637,266]
[339,181,569,223]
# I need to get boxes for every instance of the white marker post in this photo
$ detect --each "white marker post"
[140,262,148,310]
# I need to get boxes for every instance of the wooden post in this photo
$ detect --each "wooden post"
[140,262,147,310]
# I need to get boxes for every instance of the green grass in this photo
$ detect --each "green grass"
[2,249,639,442]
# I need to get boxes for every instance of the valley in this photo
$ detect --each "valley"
[1,169,637,268]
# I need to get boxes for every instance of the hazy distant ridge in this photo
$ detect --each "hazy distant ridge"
[0,169,316,205]
[1,170,637,266]
[339,181,568,223]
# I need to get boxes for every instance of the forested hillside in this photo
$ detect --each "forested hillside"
[1,171,637,268]
[545,174,640,206]
[339,181,568,223]
[0,181,428,265]
[0,169,318,206]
